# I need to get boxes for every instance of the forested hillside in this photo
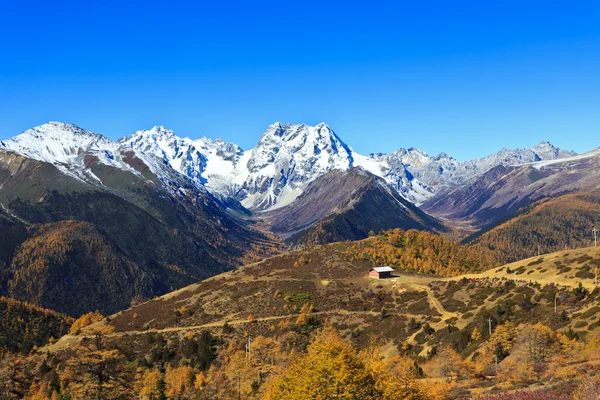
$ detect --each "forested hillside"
[345,228,497,276]
[0,297,72,354]
[469,191,600,265]
[4,246,600,398]
[7,220,155,316]
[0,149,280,317]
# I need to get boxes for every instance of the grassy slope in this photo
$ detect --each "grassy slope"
[81,242,600,353]
[38,242,600,398]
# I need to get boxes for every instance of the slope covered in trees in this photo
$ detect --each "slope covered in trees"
[6,220,156,316]
[468,191,600,265]
[0,151,280,316]
[345,228,496,276]
[4,272,600,398]
[0,297,72,354]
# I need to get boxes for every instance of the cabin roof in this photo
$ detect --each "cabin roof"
[371,267,394,273]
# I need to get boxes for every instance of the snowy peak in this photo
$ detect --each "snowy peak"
[250,122,352,171]
[121,126,208,186]
[241,122,355,210]
[1,122,114,165]
[0,122,175,190]
[120,126,247,197]
[122,126,192,160]
[360,140,579,205]
[0,120,584,212]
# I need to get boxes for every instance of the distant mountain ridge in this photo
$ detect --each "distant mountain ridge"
[122,123,576,208]
[0,121,580,213]
[422,148,600,230]
[0,120,566,210]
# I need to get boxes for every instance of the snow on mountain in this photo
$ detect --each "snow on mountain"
[0,122,201,199]
[120,126,247,201]
[238,122,355,210]
[529,141,578,160]
[121,122,357,210]
[0,122,142,184]
[1,121,580,211]
[365,142,579,203]
[2,122,113,164]
[120,126,209,185]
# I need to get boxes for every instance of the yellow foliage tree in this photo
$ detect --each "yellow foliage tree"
[371,356,428,399]
[471,327,483,342]
[264,327,378,400]
[69,311,104,335]
[430,345,464,382]
[164,365,195,400]
[135,369,162,400]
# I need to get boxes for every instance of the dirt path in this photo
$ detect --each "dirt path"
[406,283,457,321]
[45,309,387,353]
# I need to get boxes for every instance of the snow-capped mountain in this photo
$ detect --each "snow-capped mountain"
[0,122,204,198]
[366,142,578,203]
[421,147,600,229]
[238,122,356,209]
[0,122,140,185]
[119,125,249,204]
[121,122,357,210]
[1,122,114,165]
[1,121,579,211]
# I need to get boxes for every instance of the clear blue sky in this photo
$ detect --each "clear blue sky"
[1,1,598,160]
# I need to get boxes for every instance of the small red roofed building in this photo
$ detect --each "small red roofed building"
[369,266,394,279]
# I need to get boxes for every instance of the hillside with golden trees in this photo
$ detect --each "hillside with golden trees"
[7,220,155,316]
[469,191,600,265]
[0,296,72,354]
[3,246,600,398]
[345,228,497,276]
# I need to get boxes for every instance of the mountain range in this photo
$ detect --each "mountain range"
[0,120,594,315]
[118,122,578,209]
[0,121,577,209]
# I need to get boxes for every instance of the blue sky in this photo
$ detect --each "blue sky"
[0,0,598,160]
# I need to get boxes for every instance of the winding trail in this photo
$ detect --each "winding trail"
[406,283,457,321]
[46,310,384,353]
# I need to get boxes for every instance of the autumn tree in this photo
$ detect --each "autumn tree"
[61,331,132,399]
[430,345,464,382]
[471,327,483,342]
[164,365,195,400]
[135,369,163,400]
[69,311,104,335]
[370,356,430,399]
[264,327,378,399]
[517,323,556,364]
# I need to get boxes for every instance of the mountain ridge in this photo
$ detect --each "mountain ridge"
[421,147,600,230]
[1,121,578,211]
[265,167,446,246]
